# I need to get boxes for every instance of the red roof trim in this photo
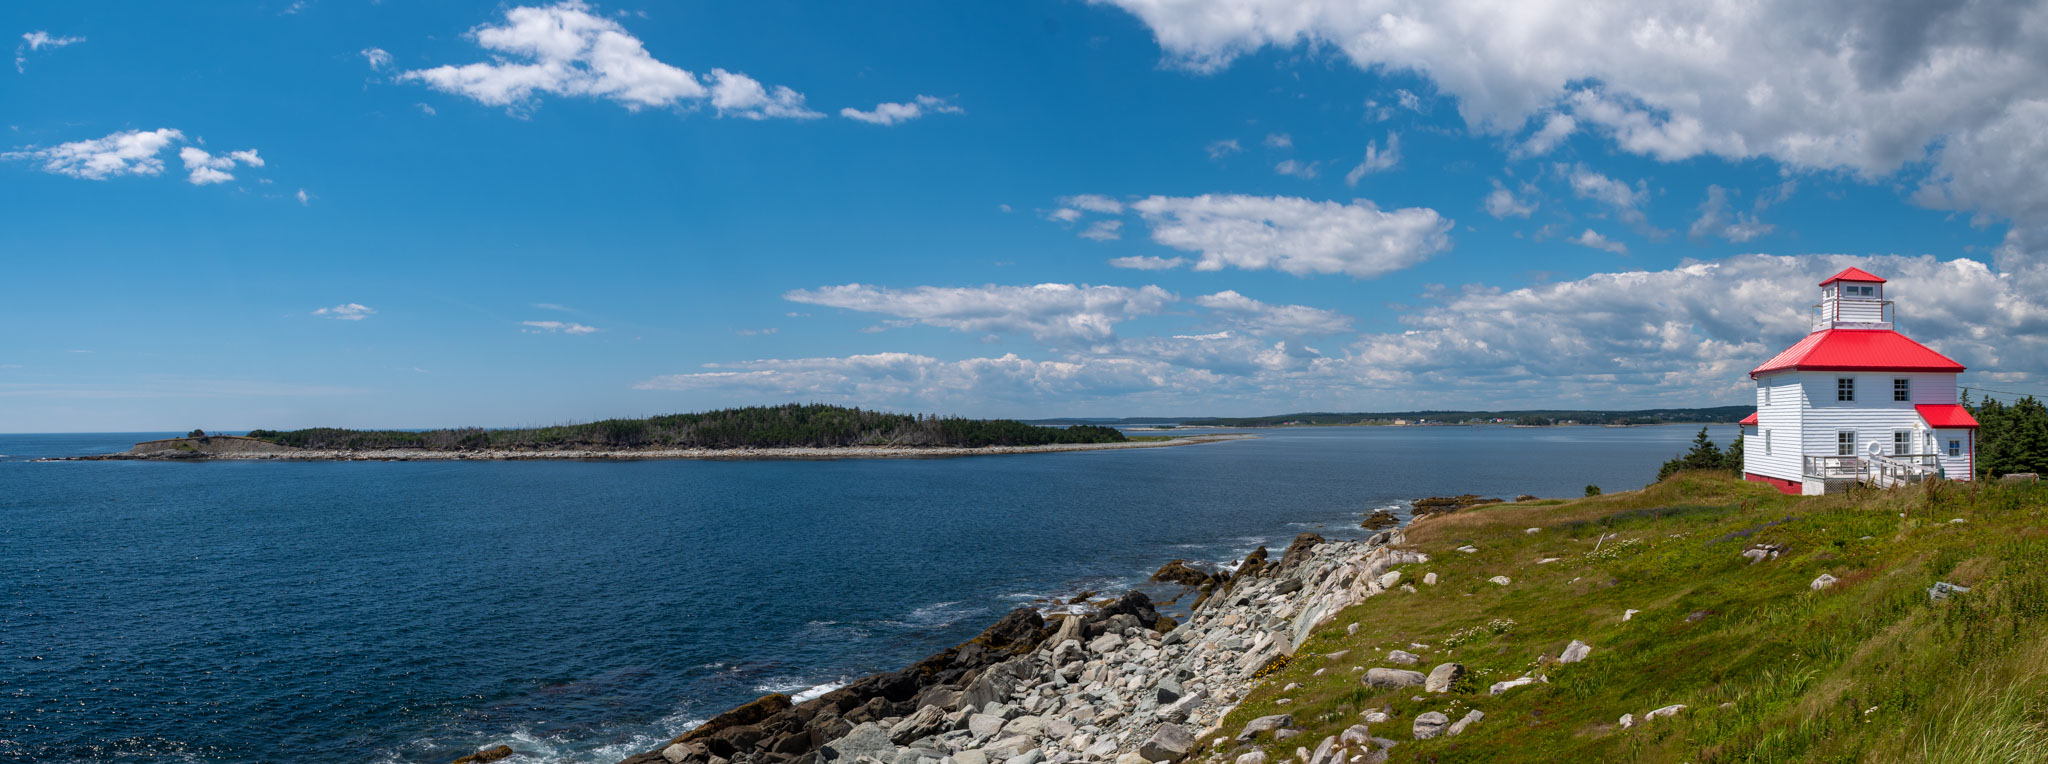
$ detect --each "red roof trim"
[1819,266,1887,286]
[1916,404,1980,429]
[1739,412,1758,426]
[1750,329,1965,378]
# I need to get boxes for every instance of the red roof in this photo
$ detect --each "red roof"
[1750,329,1965,377]
[1739,412,1758,426]
[1819,267,1886,286]
[1916,404,1980,429]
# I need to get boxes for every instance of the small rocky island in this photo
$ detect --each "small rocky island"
[51,404,1246,461]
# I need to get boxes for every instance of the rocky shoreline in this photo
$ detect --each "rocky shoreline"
[617,528,1423,764]
[43,435,1252,462]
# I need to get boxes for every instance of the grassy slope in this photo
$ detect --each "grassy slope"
[1222,473,2048,763]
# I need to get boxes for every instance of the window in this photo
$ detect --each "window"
[1894,430,1912,456]
[1838,431,1857,456]
[1845,285,1876,297]
[1894,378,1910,402]
[1765,430,1773,455]
[1764,383,1772,405]
[1949,439,1962,457]
[1838,377,1855,401]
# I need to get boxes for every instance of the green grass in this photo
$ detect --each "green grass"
[1220,473,2048,763]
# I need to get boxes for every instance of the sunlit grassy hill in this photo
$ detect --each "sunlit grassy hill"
[1227,473,2048,763]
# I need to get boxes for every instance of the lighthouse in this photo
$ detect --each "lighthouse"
[1739,267,1977,494]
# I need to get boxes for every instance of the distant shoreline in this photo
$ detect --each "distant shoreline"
[43,433,1253,462]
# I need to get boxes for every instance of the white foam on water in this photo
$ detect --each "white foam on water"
[790,680,848,704]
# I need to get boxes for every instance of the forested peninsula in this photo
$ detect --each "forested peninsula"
[61,404,1245,461]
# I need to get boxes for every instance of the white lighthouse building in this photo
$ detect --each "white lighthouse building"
[1740,267,1977,494]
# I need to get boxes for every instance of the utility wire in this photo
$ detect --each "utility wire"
[1960,384,2048,401]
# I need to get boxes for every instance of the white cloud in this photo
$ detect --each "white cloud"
[782,283,1175,342]
[416,103,438,116]
[1193,290,1352,336]
[313,303,375,321]
[1562,163,1647,224]
[707,68,822,120]
[1569,229,1628,254]
[1205,138,1242,159]
[1108,255,1188,271]
[1059,194,1124,215]
[1513,113,1576,158]
[522,320,600,334]
[179,146,263,185]
[1264,133,1292,149]
[840,94,962,125]
[1483,179,1536,218]
[1127,194,1452,278]
[1273,158,1318,179]
[4,128,183,179]
[1080,219,1124,241]
[1689,185,1775,243]
[1343,132,1399,185]
[633,351,1225,407]
[360,47,392,70]
[296,188,311,206]
[16,31,84,73]
[1093,0,2048,240]
[396,1,711,111]
[534,303,574,311]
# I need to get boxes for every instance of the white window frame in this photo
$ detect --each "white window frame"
[1838,377,1855,402]
[1838,431,1857,457]
[1765,430,1773,455]
[1894,430,1912,456]
[1893,378,1910,402]
[1949,439,1962,457]
[1764,382,1771,405]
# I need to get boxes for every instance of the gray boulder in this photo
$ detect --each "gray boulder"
[1236,714,1294,741]
[1445,710,1484,736]
[1386,650,1420,666]
[1559,640,1592,664]
[1000,716,1045,739]
[819,722,896,763]
[1424,663,1464,693]
[1412,711,1448,740]
[1137,724,1193,762]
[1363,668,1427,689]
[1234,752,1267,764]
[968,714,1007,740]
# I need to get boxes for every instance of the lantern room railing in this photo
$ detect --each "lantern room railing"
[1812,300,1893,331]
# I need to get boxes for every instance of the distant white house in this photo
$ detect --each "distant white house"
[1740,267,1977,495]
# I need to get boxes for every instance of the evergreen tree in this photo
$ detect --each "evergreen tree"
[1723,435,1745,474]
[2010,397,2048,475]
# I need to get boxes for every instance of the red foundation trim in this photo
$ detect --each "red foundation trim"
[1746,472,1802,495]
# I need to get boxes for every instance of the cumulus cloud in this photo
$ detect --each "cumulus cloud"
[179,146,263,185]
[1060,194,1125,214]
[16,31,84,73]
[1561,163,1647,225]
[1513,113,1576,158]
[783,283,1175,343]
[296,188,311,206]
[1570,229,1628,254]
[394,0,809,118]
[840,94,962,125]
[1126,194,1452,278]
[1264,133,1292,149]
[522,320,601,334]
[1205,138,1242,159]
[4,128,184,179]
[1193,290,1353,336]
[1689,185,1776,243]
[360,47,392,70]
[1273,159,1318,179]
[1108,255,1188,271]
[1343,132,1399,185]
[707,68,822,119]
[313,303,375,321]
[1483,179,1536,219]
[633,351,1227,407]
[1093,0,2048,241]
[1080,219,1124,241]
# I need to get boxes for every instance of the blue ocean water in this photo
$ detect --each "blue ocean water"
[0,425,1733,763]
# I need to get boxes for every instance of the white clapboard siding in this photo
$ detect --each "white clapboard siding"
[1796,371,1951,466]
[1746,371,1804,481]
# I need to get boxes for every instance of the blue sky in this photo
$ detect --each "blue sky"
[5,0,2048,431]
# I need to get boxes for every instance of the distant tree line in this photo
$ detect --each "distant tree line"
[1657,427,1744,482]
[1966,393,2048,478]
[244,403,1129,451]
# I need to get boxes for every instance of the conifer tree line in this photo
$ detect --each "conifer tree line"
[1965,392,2048,477]
[245,403,1129,451]
[1657,426,1744,482]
